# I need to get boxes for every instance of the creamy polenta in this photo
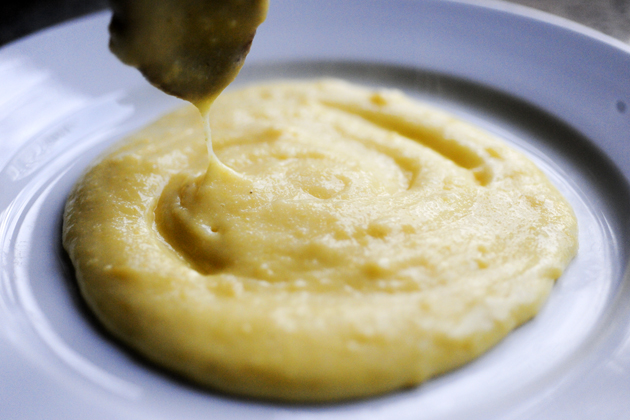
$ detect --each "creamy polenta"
[62,80,577,401]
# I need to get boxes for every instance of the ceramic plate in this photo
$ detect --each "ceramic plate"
[1,1,630,419]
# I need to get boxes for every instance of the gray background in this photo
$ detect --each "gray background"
[1,0,630,47]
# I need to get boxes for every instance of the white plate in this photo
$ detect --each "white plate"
[1,1,630,419]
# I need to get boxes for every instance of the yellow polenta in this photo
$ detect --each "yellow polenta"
[62,79,578,401]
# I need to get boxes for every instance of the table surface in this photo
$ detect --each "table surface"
[1,0,629,47]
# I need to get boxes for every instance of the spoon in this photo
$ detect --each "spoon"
[108,0,269,110]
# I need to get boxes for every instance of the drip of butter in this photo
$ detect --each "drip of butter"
[108,0,268,178]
